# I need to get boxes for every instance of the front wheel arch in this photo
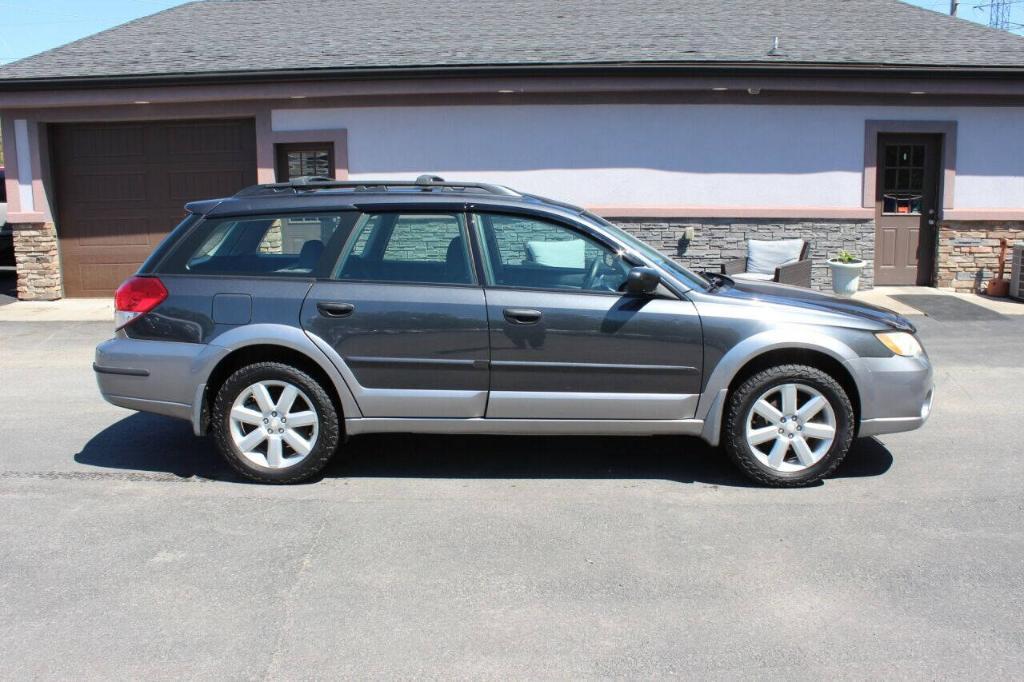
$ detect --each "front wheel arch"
[722,348,861,442]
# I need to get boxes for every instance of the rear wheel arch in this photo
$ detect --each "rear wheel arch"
[199,344,348,436]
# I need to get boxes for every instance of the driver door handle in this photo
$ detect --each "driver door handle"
[503,308,543,325]
[317,301,355,318]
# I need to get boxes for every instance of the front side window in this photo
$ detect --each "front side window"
[473,213,631,293]
[333,213,473,285]
[579,211,709,291]
[161,212,356,276]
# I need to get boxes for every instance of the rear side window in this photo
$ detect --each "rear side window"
[333,213,473,285]
[159,212,358,277]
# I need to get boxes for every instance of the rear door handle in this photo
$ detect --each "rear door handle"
[317,302,355,318]
[503,308,543,325]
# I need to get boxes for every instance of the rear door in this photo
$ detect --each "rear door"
[472,212,703,420]
[301,211,489,418]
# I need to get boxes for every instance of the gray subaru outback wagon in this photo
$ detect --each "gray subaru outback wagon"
[94,176,932,486]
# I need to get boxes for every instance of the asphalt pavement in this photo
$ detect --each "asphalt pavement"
[0,314,1022,679]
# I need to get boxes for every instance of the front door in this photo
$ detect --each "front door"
[874,134,941,285]
[302,211,489,418]
[471,212,704,420]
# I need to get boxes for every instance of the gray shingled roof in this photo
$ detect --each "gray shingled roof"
[2,0,1024,82]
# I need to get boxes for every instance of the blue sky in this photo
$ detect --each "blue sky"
[0,0,1021,65]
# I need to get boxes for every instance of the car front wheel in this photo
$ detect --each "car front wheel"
[723,364,855,487]
[212,362,340,483]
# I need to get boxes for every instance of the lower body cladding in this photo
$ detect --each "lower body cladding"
[94,338,933,445]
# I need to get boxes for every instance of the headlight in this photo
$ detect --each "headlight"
[875,331,923,357]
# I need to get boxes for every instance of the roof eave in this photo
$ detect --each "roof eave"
[2,60,1024,92]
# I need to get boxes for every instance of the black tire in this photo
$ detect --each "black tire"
[212,361,340,484]
[723,364,854,487]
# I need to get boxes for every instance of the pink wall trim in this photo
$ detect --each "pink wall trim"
[590,206,874,219]
[863,120,957,210]
[6,212,48,223]
[942,209,1024,221]
[255,110,348,183]
[28,119,50,220]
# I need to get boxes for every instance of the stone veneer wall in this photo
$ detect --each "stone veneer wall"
[936,221,1024,292]
[12,223,62,300]
[611,218,876,291]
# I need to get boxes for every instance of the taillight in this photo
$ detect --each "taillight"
[114,276,168,329]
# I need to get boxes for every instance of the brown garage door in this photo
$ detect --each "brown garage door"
[52,119,256,297]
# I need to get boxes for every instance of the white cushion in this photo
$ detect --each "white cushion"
[732,271,775,282]
[526,239,586,268]
[747,239,804,275]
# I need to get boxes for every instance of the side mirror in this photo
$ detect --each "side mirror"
[624,266,660,296]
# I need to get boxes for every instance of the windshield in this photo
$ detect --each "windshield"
[580,212,711,290]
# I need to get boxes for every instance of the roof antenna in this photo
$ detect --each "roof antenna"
[767,36,785,56]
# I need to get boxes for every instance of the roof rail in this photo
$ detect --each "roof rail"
[234,174,519,198]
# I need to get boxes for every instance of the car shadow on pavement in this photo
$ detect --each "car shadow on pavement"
[75,412,894,487]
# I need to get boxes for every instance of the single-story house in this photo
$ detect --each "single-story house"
[1,0,1023,298]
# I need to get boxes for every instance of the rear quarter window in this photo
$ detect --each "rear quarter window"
[158,212,358,277]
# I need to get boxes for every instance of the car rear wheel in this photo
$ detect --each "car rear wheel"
[723,364,854,487]
[212,362,340,483]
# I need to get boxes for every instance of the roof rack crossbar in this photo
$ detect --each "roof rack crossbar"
[234,174,519,198]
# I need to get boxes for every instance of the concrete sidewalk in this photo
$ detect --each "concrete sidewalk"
[0,298,113,322]
[855,286,1024,316]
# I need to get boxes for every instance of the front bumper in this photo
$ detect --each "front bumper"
[94,336,227,424]
[853,351,934,437]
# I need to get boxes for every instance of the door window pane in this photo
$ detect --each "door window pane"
[881,142,926,214]
[334,213,473,285]
[883,143,925,192]
[474,213,630,293]
[160,212,356,276]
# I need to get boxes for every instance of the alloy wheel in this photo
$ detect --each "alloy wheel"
[745,382,837,472]
[229,380,319,469]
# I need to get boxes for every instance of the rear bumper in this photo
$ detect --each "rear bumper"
[853,352,934,437]
[94,336,226,424]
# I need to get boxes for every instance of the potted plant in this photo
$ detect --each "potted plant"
[828,250,865,296]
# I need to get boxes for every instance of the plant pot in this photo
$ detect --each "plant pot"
[828,259,865,296]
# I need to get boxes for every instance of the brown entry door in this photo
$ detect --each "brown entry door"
[874,134,940,286]
[52,119,256,297]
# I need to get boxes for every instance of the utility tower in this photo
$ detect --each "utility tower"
[988,0,1011,30]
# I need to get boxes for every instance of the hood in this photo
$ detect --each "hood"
[710,278,915,332]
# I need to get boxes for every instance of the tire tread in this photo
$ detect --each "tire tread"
[212,361,340,484]
[723,364,854,487]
